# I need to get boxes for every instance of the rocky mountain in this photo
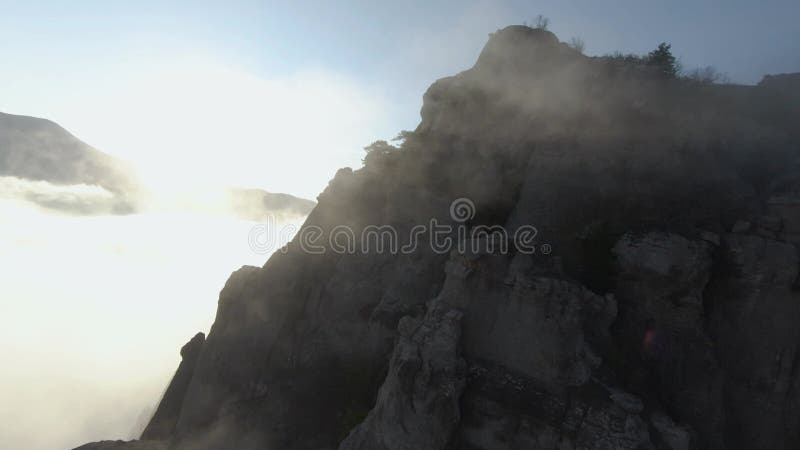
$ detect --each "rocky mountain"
[77,26,800,450]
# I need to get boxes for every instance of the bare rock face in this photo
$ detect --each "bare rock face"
[458,363,655,450]
[438,250,615,390]
[612,232,726,449]
[140,332,205,440]
[650,412,692,450]
[608,228,800,450]
[706,233,800,449]
[78,26,800,450]
[440,248,652,449]
[339,301,466,450]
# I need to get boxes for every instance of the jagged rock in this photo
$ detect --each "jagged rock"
[458,364,655,450]
[140,332,205,440]
[438,249,615,390]
[612,232,725,449]
[650,412,692,450]
[609,389,644,414]
[572,400,653,450]
[706,233,800,449]
[339,301,466,450]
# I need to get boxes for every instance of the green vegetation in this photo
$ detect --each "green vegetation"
[606,42,687,80]
[647,42,680,78]
[605,41,728,84]
[392,130,413,145]
[362,139,394,162]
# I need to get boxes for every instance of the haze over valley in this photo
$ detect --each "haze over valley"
[0,111,314,449]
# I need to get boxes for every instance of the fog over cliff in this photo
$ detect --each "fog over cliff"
[2,4,800,448]
[69,25,800,450]
[0,113,311,450]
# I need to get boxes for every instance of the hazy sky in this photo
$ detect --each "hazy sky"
[1,0,798,198]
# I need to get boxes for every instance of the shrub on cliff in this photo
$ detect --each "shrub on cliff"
[362,139,399,167]
[647,42,680,78]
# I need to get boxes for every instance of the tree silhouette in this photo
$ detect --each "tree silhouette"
[362,140,396,165]
[647,42,680,78]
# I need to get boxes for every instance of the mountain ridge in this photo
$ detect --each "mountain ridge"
[77,26,800,450]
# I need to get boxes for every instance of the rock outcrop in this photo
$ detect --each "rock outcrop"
[77,26,800,450]
[141,332,206,440]
[706,233,800,449]
[339,301,466,450]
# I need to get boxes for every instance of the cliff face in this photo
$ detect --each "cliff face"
[81,27,800,449]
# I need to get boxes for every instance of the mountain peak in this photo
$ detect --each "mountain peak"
[477,25,563,65]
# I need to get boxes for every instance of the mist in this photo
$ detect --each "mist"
[0,45,385,450]
[2,2,799,449]
[0,183,305,450]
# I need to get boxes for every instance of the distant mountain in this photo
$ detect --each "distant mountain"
[0,112,315,217]
[0,112,138,193]
[226,187,316,221]
[0,112,139,214]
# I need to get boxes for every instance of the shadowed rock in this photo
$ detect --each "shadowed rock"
[77,26,800,450]
[140,332,205,440]
[339,300,466,450]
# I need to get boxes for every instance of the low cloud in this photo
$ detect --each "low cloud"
[0,176,134,215]
[0,183,308,450]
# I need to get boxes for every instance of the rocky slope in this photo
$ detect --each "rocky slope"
[78,26,800,449]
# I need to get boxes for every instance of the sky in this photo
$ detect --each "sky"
[1,0,798,198]
[0,1,799,449]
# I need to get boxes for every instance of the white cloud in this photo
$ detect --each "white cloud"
[0,176,119,214]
